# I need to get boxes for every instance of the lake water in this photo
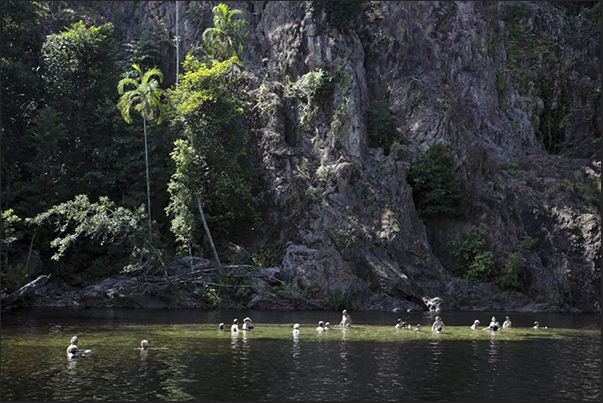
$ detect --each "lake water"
[1,308,600,401]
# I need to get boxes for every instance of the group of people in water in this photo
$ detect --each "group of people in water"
[67,310,547,358]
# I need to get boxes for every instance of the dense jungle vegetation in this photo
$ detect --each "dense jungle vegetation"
[1,1,263,292]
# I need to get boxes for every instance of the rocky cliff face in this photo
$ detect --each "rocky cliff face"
[79,1,599,312]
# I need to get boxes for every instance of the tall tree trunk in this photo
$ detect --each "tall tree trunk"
[195,192,221,267]
[143,117,152,242]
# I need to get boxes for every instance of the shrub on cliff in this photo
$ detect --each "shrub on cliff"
[408,142,467,218]
[446,226,495,282]
[367,99,400,155]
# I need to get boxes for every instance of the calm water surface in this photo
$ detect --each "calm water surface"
[1,308,600,401]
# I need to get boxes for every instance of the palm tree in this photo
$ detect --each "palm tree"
[117,64,166,239]
[202,3,249,61]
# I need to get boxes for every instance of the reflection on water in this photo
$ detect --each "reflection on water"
[1,308,600,401]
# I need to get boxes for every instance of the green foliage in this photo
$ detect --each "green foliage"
[500,2,581,155]
[366,99,400,154]
[0,210,29,292]
[497,251,526,292]
[290,68,337,128]
[291,68,337,101]
[316,1,364,32]
[194,284,222,309]
[408,143,468,218]
[250,242,285,268]
[28,195,163,278]
[467,251,496,282]
[521,235,539,252]
[30,195,142,260]
[502,160,522,178]
[217,266,253,299]
[43,21,117,111]
[325,288,351,311]
[166,56,261,258]
[202,3,249,61]
[125,19,172,72]
[447,226,495,281]
[334,228,357,250]
[1,209,22,251]
[118,64,167,124]
[1,263,29,294]
[271,283,304,293]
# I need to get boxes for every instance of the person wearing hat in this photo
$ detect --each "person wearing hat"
[413,324,422,331]
[292,323,300,335]
[140,340,149,350]
[242,317,254,330]
[316,321,326,332]
[219,323,225,331]
[231,319,239,333]
[339,310,352,327]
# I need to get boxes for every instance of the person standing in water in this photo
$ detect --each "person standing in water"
[339,310,352,327]
[431,316,446,332]
[231,319,239,333]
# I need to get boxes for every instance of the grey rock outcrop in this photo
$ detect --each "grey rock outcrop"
[9,1,597,313]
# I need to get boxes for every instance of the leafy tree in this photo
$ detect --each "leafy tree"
[24,21,120,214]
[202,3,249,61]
[408,142,467,218]
[29,195,163,277]
[167,55,261,260]
[117,64,168,239]
[1,1,47,215]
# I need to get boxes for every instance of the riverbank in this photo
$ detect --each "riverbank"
[3,256,582,313]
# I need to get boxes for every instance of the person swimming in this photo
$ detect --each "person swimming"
[324,322,331,330]
[316,321,325,332]
[140,340,149,350]
[219,323,225,331]
[470,320,480,330]
[413,324,422,331]
[292,323,300,335]
[502,316,512,329]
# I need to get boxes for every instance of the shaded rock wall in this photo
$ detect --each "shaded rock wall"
[51,1,599,312]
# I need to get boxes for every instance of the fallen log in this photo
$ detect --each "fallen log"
[1,274,51,309]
